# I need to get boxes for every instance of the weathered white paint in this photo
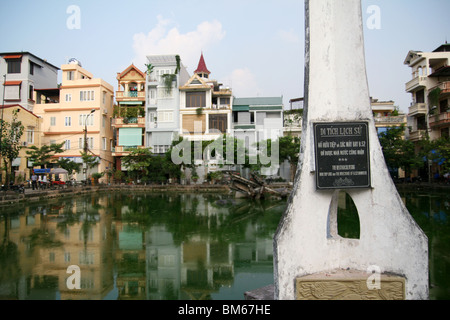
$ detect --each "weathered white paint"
[273,0,429,300]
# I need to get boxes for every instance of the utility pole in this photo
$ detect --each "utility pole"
[83,109,95,181]
[1,74,6,184]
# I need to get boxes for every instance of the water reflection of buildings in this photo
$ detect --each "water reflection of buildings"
[0,198,114,300]
[1,194,277,300]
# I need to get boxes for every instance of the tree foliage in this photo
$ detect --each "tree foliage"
[0,110,24,185]
[26,142,65,169]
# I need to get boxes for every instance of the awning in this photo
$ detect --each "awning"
[119,128,142,146]
[33,169,51,174]
[3,55,22,60]
[51,168,68,174]
[4,81,22,86]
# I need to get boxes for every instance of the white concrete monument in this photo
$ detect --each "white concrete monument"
[273,0,429,300]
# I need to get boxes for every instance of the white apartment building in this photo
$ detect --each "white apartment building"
[145,55,190,154]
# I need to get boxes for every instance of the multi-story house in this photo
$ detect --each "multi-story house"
[232,97,284,176]
[113,64,146,171]
[0,52,59,112]
[371,98,407,135]
[33,60,115,182]
[179,53,233,142]
[0,104,42,184]
[146,55,190,154]
[404,44,450,143]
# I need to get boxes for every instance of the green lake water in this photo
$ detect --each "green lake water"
[0,189,448,300]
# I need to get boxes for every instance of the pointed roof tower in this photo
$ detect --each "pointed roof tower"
[194,52,211,78]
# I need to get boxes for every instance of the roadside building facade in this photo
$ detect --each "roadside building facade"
[179,53,233,142]
[404,44,450,143]
[33,60,115,182]
[113,64,147,171]
[0,104,42,184]
[146,55,190,154]
[0,52,59,112]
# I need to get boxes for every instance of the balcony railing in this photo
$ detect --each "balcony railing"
[429,81,450,95]
[374,115,406,125]
[408,103,427,116]
[113,117,146,126]
[116,91,145,99]
[113,145,146,154]
[405,76,427,92]
[429,112,450,128]
[409,130,427,142]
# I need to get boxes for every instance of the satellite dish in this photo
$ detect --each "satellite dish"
[68,58,82,67]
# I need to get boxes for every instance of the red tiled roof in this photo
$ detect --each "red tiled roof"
[194,53,211,74]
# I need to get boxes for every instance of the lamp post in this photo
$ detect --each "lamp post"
[83,109,95,181]
[1,74,6,184]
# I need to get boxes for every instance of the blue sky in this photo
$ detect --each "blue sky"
[0,0,449,112]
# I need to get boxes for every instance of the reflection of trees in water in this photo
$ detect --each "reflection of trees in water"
[0,213,21,297]
[111,192,284,245]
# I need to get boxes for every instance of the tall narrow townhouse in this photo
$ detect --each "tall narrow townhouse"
[1,52,58,183]
[145,55,190,154]
[404,44,450,144]
[0,52,59,112]
[179,53,233,142]
[33,60,115,182]
[113,64,146,171]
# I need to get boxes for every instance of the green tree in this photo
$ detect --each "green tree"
[26,142,65,169]
[57,158,81,179]
[122,148,153,182]
[378,125,422,179]
[0,110,24,186]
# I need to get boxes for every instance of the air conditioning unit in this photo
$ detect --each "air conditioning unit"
[22,142,28,147]
[103,109,108,114]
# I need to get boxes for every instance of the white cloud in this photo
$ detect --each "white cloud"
[226,68,261,98]
[132,15,226,70]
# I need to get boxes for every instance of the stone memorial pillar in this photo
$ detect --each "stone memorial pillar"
[273,0,429,300]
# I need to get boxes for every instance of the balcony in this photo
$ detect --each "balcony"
[429,81,450,97]
[112,145,146,156]
[374,115,406,127]
[405,76,428,93]
[409,130,427,142]
[408,103,427,117]
[116,91,145,101]
[429,112,450,128]
[113,117,146,128]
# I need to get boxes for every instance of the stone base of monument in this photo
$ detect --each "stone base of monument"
[244,270,406,300]
[296,270,406,300]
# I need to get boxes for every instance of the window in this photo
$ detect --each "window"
[50,117,56,126]
[79,137,94,150]
[7,59,21,74]
[67,71,74,80]
[65,94,72,102]
[80,90,95,102]
[154,145,170,154]
[102,137,107,151]
[186,92,206,108]
[157,111,173,122]
[65,140,71,150]
[29,85,34,100]
[65,116,72,127]
[29,61,34,75]
[103,91,106,105]
[79,114,94,126]
[26,129,34,144]
[209,114,228,133]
